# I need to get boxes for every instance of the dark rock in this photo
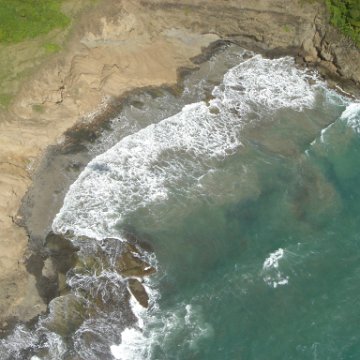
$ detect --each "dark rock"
[116,243,156,277]
[73,251,107,277]
[128,279,149,308]
[319,60,338,75]
[25,252,59,304]
[25,253,45,277]
[0,316,18,339]
[58,273,70,296]
[45,232,79,274]
[44,294,87,337]
[209,106,220,115]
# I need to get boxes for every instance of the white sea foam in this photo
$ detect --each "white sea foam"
[110,328,149,360]
[53,101,233,239]
[50,55,324,359]
[320,123,335,143]
[53,55,320,240]
[0,325,40,360]
[110,300,213,360]
[212,55,319,117]
[262,248,289,288]
[0,324,66,360]
[110,276,213,359]
[340,102,360,133]
[263,248,285,270]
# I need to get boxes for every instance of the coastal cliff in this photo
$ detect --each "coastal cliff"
[0,0,359,330]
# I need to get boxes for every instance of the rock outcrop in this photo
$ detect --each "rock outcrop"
[41,234,154,337]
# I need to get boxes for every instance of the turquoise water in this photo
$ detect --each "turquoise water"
[140,127,360,359]
[56,55,360,359]
[1,49,360,360]
[123,96,360,359]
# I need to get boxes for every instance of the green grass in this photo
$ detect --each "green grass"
[283,24,291,33]
[0,93,11,107]
[0,0,70,44]
[325,0,360,46]
[43,42,62,54]
[32,104,45,113]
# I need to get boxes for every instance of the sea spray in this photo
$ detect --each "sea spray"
[340,102,360,133]
[262,248,289,288]
[52,56,323,240]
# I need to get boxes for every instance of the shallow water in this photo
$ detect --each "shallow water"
[1,46,360,360]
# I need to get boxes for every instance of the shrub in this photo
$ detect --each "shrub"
[325,0,360,46]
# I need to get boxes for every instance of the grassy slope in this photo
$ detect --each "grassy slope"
[0,0,73,107]
[0,0,98,109]
[0,0,70,43]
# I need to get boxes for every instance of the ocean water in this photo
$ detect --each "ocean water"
[1,47,360,360]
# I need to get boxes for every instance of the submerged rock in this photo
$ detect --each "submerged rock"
[121,228,155,252]
[116,242,156,278]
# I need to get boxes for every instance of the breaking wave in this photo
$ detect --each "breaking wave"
[53,55,322,240]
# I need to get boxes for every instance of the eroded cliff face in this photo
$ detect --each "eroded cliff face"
[0,0,359,328]
[311,20,360,85]
[135,0,360,85]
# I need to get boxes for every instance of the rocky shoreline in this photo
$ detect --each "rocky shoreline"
[0,0,359,336]
[18,40,241,327]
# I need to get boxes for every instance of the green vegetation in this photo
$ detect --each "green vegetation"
[0,0,70,43]
[325,0,360,46]
[283,24,291,33]
[32,104,45,113]
[183,6,192,16]
[0,93,11,107]
[43,42,62,54]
